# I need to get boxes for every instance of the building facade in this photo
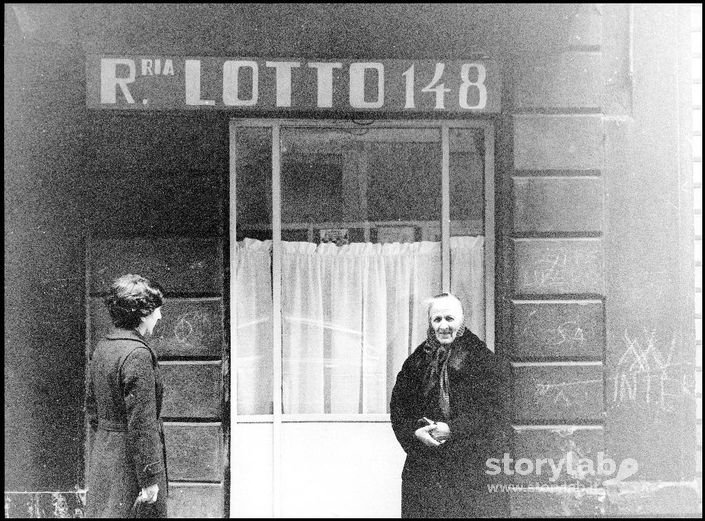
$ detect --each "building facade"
[4,4,701,518]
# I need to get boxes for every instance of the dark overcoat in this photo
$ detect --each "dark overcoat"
[390,329,510,518]
[86,328,168,518]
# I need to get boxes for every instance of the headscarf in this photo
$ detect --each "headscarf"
[421,324,466,419]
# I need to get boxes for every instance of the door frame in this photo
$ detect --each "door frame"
[228,118,495,516]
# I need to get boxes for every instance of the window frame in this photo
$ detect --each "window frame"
[229,118,495,424]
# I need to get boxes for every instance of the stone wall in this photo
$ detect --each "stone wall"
[504,4,700,515]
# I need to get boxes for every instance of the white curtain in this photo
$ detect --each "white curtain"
[235,237,484,415]
[450,236,485,340]
[281,241,325,413]
[235,238,273,415]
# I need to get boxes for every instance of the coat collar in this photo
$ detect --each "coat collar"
[106,327,147,343]
[105,327,159,361]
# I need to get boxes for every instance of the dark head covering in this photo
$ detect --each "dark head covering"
[421,323,466,419]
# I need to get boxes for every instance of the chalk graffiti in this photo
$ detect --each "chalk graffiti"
[189,260,207,270]
[611,328,696,411]
[524,326,695,414]
[153,309,211,348]
[535,378,602,408]
[550,322,586,346]
[514,304,600,360]
[521,316,587,347]
[173,311,209,345]
[518,247,602,292]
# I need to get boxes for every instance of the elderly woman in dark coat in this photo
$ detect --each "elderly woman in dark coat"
[390,293,510,518]
[86,274,168,518]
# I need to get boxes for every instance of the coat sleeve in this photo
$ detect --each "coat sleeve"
[121,348,164,489]
[390,356,428,456]
[446,353,511,447]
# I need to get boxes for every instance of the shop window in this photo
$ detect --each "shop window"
[232,120,494,418]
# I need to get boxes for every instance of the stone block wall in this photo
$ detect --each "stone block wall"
[504,4,700,515]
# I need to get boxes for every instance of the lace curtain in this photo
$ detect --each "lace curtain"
[235,236,484,415]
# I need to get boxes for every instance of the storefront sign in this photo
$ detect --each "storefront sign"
[86,56,500,112]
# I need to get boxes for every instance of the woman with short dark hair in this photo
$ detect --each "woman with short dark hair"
[86,274,168,518]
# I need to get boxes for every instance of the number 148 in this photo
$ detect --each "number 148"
[402,63,487,110]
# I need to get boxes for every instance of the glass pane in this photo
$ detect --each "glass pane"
[450,128,484,236]
[449,128,486,340]
[235,126,273,414]
[237,127,273,242]
[279,126,442,414]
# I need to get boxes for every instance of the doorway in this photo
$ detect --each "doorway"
[229,119,494,516]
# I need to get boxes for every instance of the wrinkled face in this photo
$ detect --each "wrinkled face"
[141,306,162,336]
[428,297,464,344]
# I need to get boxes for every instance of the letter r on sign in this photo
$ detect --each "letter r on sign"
[100,59,136,104]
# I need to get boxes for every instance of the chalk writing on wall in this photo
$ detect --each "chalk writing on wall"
[535,381,587,407]
[172,311,210,346]
[610,327,696,412]
[512,301,604,359]
[515,243,603,293]
[149,300,223,358]
[521,250,600,290]
[521,310,587,347]
[530,327,696,414]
